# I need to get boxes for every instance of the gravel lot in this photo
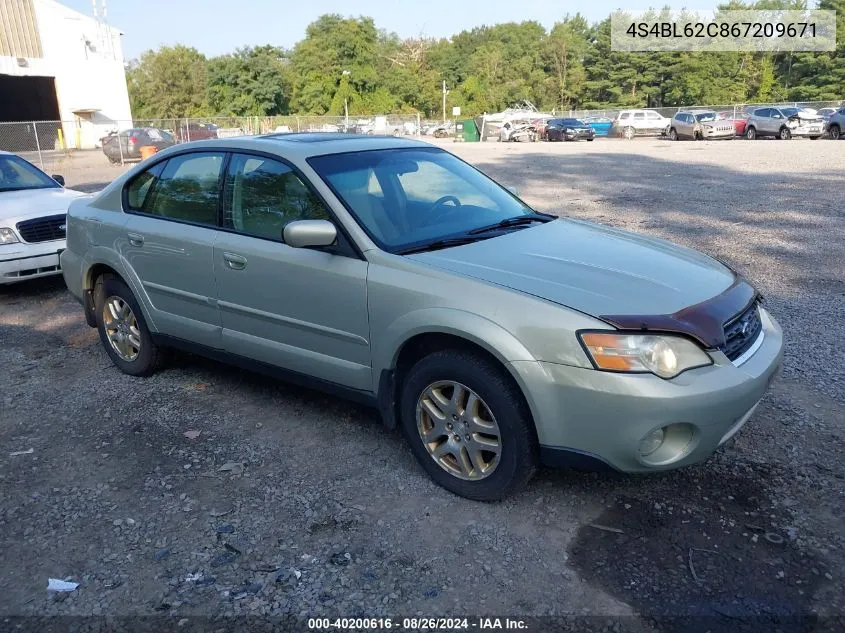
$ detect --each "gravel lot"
[2,137,843,631]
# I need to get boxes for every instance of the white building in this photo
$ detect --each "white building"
[0,0,132,149]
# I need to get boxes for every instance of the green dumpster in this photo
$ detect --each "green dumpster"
[461,119,480,142]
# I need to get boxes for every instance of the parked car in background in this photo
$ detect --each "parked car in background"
[175,122,219,143]
[61,134,783,500]
[668,110,735,141]
[717,111,748,136]
[427,122,454,138]
[825,107,845,139]
[0,151,85,284]
[817,107,837,122]
[584,117,613,137]
[101,128,175,163]
[612,109,671,139]
[744,107,825,140]
[544,118,596,141]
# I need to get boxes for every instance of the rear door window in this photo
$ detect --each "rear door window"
[127,152,225,226]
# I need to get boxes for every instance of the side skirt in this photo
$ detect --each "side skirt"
[151,333,378,408]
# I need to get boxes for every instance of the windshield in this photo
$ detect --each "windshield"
[0,154,60,192]
[781,108,800,117]
[309,147,536,251]
[560,119,586,126]
[694,112,717,122]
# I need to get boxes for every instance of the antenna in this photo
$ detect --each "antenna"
[100,0,116,59]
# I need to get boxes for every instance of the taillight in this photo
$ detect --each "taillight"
[129,136,138,144]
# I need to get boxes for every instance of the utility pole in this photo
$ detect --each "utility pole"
[442,81,448,123]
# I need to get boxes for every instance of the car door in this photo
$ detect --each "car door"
[646,110,664,132]
[120,151,225,348]
[213,152,371,391]
[632,111,646,130]
[761,108,779,134]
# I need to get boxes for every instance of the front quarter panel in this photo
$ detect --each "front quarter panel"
[366,251,605,378]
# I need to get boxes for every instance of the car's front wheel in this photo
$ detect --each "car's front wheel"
[623,126,635,139]
[829,124,841,140]
[745,126,757,140]
[400,350,538,501]
[779,126,792,140]
[668,128,678,141]
[95,276,165,377]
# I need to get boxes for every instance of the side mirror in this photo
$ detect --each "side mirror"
[283,219,337,248]
[505,185,520,196]
[52,174,65,186]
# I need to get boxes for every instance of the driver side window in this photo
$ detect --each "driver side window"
[396,161,499,210]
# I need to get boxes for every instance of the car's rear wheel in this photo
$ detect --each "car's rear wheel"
[668,128,678,141]
[745,126,757,140]
[779,126,791,140]
[95,276,165,377]
[400,350,538,501]
[829,124,841,140]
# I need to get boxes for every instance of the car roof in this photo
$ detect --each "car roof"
[158,133,432,159]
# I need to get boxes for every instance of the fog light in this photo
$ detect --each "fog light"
[639,427,666,457]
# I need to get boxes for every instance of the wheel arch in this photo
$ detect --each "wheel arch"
[374,311,538,431]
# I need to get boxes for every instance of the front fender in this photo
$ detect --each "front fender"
[373,307,537,379]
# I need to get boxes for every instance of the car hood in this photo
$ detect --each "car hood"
[0,187,87,222]
[407,219,736,317]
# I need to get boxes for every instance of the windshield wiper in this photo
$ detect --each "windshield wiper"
[397,235,491,255]
[468,213,553,235]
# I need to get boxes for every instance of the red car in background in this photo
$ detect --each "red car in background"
[718,111,748,136]
[175,122,219,143]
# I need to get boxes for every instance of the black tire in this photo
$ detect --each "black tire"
[669,128,678,141]
[830,125,841,140]
[400,350,538,501]
[745,126,757,140]
[809,136,820,140]
[779,126,791,140]
[94,275,165,377]
[586,137,594,141]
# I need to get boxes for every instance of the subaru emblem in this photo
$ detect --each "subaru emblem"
[59,224,66,232]
[740,319,750,337]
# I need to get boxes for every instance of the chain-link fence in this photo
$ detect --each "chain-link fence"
[1,102,840,187]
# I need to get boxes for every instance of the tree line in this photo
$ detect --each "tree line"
[126,0,844,120]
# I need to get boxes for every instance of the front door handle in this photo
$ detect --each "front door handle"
[127,233,144,247]
[223,252,247,270]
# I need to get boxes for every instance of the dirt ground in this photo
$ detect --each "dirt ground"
[1,137,843,632]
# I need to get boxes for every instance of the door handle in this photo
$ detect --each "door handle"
[127,233,144,247]
[223,252,247,270]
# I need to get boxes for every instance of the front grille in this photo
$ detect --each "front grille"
[721,303,763,361]
[16,214,66,243]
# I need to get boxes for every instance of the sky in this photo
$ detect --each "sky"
[59,0,643,60]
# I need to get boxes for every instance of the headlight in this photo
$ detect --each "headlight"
[578,332,712,379]
[0,227,20,245]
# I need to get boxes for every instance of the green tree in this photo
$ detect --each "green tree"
[126,45,209,119]
[206,46,292,116]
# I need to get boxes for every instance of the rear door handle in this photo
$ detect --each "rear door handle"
[223,252,247,270]
[127,233,144,247]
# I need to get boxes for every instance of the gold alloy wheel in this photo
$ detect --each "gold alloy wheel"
[103,295,141,361]
[416,380,502,481]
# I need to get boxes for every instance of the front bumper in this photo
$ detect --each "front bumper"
[0,240,65,284]
[510,307,783,472]
[789,123,824,137]
[703,127,735,139]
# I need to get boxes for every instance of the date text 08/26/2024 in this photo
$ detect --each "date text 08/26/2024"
[307,617,528,630]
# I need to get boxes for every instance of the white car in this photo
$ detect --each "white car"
[0,151,86,284]
[612,109,671,139]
